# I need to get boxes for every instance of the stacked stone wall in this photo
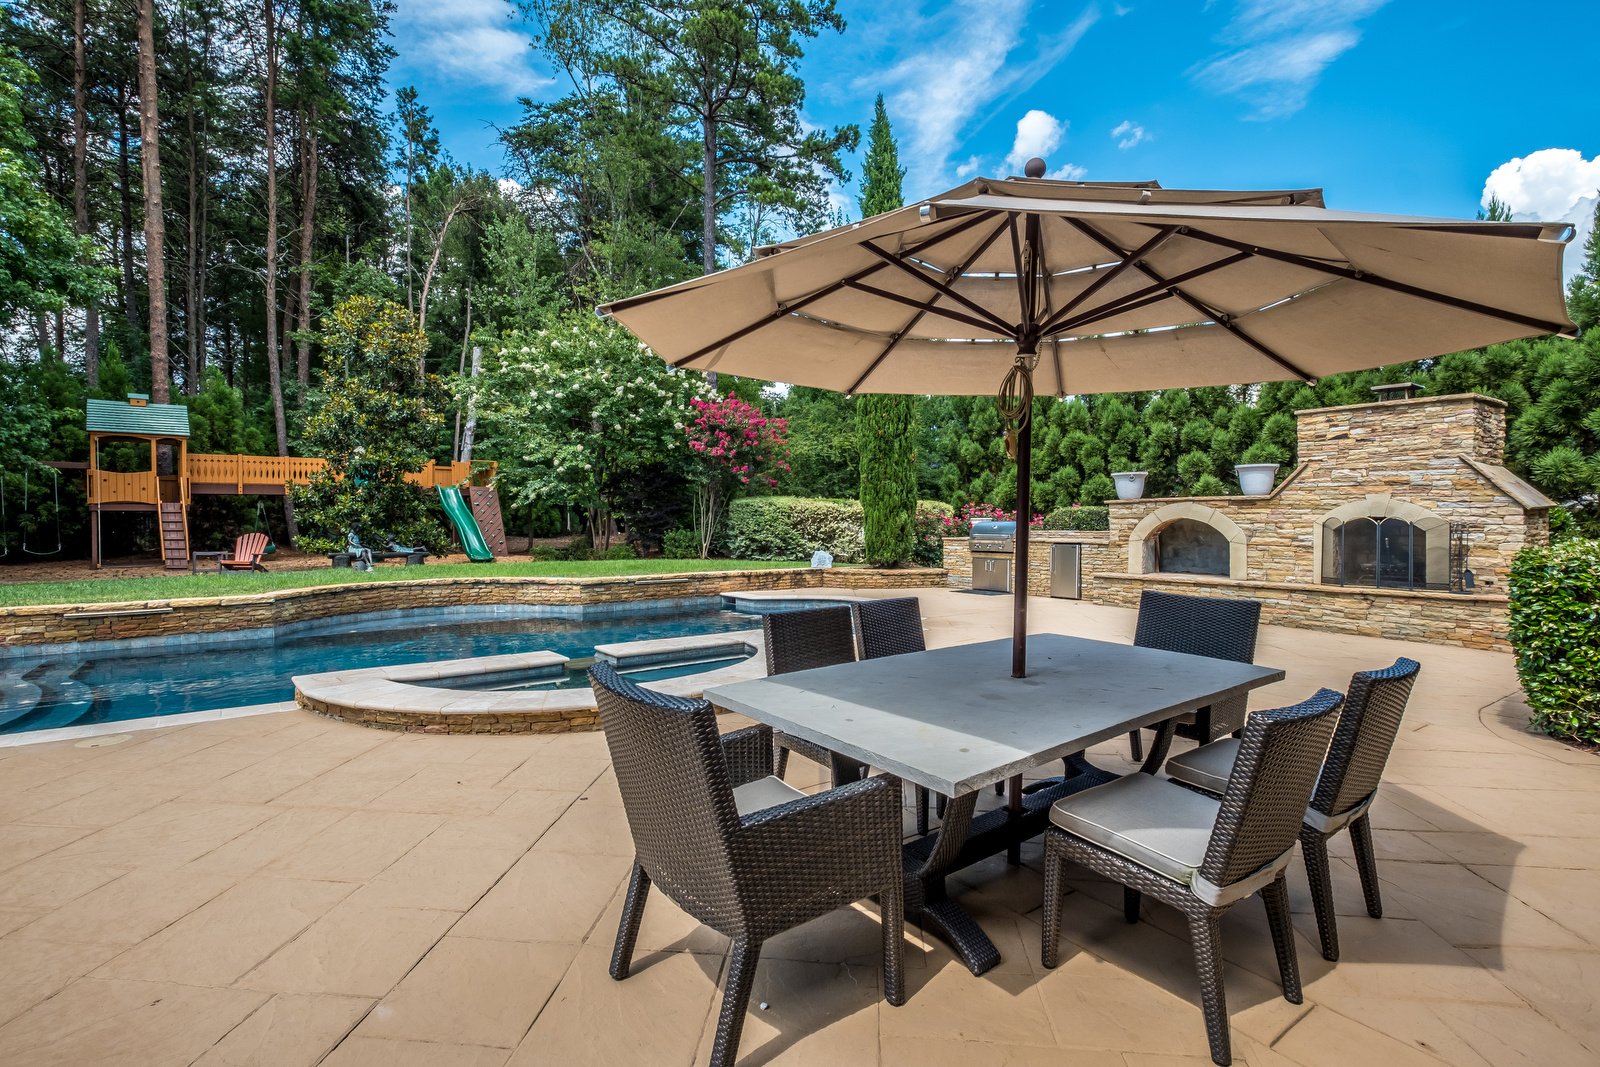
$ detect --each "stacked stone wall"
[0,566,945,650]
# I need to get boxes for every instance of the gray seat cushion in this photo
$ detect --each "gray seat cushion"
[1049,773,1221,887]
[1165,738,1241,795]
[1168,740,1373,837]
[733,775,808,815]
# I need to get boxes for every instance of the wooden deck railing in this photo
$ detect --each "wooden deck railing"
[91,455,497,504]
[88,470,159,506]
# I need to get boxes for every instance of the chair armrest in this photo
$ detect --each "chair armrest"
[720,723,775,788]
[735,775,903,885]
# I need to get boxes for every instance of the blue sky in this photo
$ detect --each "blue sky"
[390,0,1600,271]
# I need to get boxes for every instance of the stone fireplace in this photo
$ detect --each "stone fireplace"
[945,392,1554,651]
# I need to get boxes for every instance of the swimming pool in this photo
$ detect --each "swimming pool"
[0,602,764,735]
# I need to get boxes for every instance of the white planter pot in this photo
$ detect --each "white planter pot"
[1235,462,1280,496]
[1111,471,1147,501]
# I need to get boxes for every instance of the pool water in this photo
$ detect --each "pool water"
[0,604,762,735]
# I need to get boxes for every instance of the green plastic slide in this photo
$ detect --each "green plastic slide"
[438,485,494,562]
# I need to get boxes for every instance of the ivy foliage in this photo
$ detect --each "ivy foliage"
[1509,539,1600,744]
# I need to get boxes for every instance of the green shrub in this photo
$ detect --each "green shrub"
[556,536,595,561]
[1042,505,1109,531]
[1079,474,1115,505]
[912,501,954,567]
[661,528,700,559]
[720,497,865,562]
[602,543,638,561]
[1509,539,1600,744]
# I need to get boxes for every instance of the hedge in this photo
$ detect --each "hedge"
[720,497,951,565]
[1042,505,1110,531]
[1509,539,1600,745]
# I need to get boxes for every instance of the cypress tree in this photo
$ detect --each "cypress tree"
[857,96,917,565]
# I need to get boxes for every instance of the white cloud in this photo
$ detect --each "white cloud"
[1006,110,1065,173]
[1483,148,1600,284]
[1110,120,1147,150]
[1193,0,1388,119]
[954,156,984,179]
[393,0,550,100]
[1050,163,1088,181]
[864,2,1099,190]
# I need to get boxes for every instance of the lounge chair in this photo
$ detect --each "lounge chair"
[219,532,269,572]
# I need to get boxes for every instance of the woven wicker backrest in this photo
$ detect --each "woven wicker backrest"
[1133,590,1260,665]
[763,606,857,676]
[1199,688,1343,887]
[1312,658,1421,819]
[589,663,741,916]
[855,598,926,660]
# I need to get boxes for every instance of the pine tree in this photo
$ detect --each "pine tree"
[857,95,904,217]
[857,96,916,565]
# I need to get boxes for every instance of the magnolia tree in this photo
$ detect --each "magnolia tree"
[685,395,789,558]
[469,315,710,549]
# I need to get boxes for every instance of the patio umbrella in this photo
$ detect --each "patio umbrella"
[599,161,1574,677]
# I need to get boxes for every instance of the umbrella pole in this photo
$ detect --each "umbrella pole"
[1013,405,1031,678]
[1000,350,1037,679]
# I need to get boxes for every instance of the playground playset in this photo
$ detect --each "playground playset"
[14,394,504,569]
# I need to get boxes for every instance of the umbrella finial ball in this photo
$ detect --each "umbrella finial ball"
[1024,157,1047,178]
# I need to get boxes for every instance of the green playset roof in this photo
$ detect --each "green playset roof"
[86,396,191,438]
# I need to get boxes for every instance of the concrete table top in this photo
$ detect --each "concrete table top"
[705,633,1285,796]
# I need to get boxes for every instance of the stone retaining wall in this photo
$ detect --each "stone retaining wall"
[0,566,945,650]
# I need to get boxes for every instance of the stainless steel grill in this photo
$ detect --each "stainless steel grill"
[970,520,1017,554]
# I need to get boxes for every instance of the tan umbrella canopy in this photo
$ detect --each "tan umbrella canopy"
[600,165,1574,675]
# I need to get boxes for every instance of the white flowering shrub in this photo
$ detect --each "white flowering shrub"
[465,315,713,548]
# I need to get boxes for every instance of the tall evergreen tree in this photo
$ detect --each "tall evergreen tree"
[856,95,917,564]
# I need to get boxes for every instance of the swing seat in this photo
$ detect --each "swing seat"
[219,532,270,572]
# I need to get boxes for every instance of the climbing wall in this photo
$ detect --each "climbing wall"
[158,502,189,570]
[467,486,509,558]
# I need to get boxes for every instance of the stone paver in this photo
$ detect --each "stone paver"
[0,589,1595,1066]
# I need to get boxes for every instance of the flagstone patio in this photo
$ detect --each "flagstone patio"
[0,589,1595,1066]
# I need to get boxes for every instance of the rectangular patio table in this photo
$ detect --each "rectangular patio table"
[705,633,1284,975]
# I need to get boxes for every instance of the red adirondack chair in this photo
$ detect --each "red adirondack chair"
[219,532,270,572]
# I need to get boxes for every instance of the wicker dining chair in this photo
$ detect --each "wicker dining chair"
[590,663,905,1067]
[1166,657,1421,962]
[852,598,937,835]
[764,607,870,785]
[1043,688,1344,1067]
[1126,590,1262,763]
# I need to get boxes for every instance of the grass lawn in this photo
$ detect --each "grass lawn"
[0,558,808,608]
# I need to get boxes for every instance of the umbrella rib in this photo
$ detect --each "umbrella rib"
[845,216,1013,395]
[1067,219,1316,382]
[1040,225,1179,335]
[665,211,1000,368]
[859,241,1017,335]
[1176,226,1572,336]
[845,281,1014,336]
[1044,252,1253,336]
